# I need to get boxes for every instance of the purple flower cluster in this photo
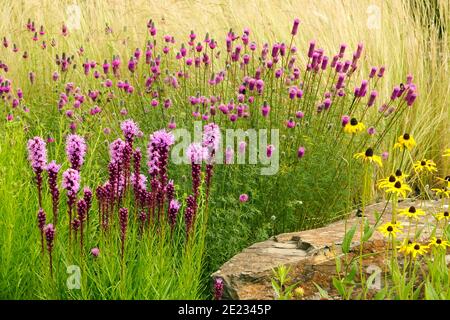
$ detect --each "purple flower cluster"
[46,161,61,224]
[66,134,87,171]
[168,199,180,230]
[120,119,139,144]
[27,137,47,172]
[27,137,47,207]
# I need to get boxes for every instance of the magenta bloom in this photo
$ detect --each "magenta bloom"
[297,146,306,158]
[341,115,350,127]
[91,247,100,258]
[382,151,389,160]
[27,137,47,173]
[120,119,139,143]
[66,134,87,171]
[291,18,300,36]
[239,194,249,203]
[266,145,274,158]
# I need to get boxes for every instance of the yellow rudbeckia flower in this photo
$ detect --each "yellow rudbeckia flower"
[394,133,416,151]
[410,242,428,258]
[431,186,450,199]
[435,210,450,221]
[378,221,403,238]
[398,239,413,255]
[384,180,412,198]
[377,169,408,190]
[353,148,383,167]
[428,237,450,250]
[413,159,437,174]
[344,118,365,134]
[398,206,425,220]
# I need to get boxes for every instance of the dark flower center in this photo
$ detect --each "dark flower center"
[407,240,412,244]
[421,160,426,166]
[436,239,442,244]
[409,206,416,213]
[350,118,358,126]
[365,148,374,157]
[403,133,410,140]
[445,176,450,182]
[444,212,449,217]
[414,244,420,250]
[394,181,401,188]
[395,169,402,177]
[387,226,393,232]
[389,175,396,183]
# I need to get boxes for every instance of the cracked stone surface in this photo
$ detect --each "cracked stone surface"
[212,199,445,300]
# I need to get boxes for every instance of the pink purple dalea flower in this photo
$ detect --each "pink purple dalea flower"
[27,136,47,173]
[120,119,139,144]
[66,134,87,171]
[239,194,249,203]
[91,247,100,258]
[297,146,306,158]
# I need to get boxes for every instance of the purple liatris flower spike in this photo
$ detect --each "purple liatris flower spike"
[83,187,92,224]
[187,143,205,202]
[168,199,180,230]
[119,208,129,259]
[202,123,221,161]
[166,180,175,204]
[66,134,87,171]
[46,161,61,224]
[184,195,196,237]
[27,137,47,208]
[44,224,55,276]
[109,138,126,165]
[148,129,175,188]
[120,119,139,144]
[62,168,80,240]
[214,278,224,300]
[37,208,46,254]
